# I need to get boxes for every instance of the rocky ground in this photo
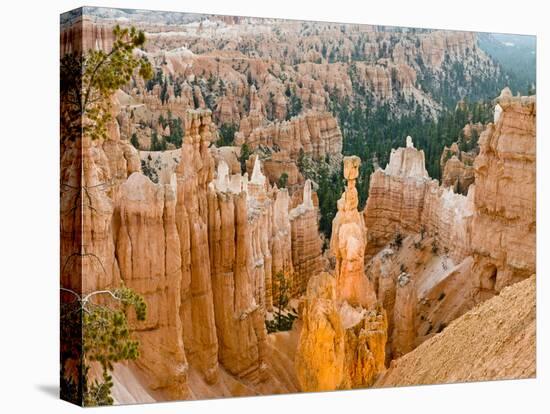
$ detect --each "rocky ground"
[376,275,536,386]
[60,9,536,405]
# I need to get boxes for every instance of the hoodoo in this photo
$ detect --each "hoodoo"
[59,8,536,406]
[331,156,377,308]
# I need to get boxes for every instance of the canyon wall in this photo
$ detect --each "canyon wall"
[471,89,536,293]
[236,110,344,192]
[236,111,343,164]
[362,89,535,361]
[364,136,473,262]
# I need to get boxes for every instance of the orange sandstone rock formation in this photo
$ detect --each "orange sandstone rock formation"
[364,136,474,263]
[391,273,417,358]
[471,88,536,293]
[117,172,189,398]
[208,162,268,381]
[289,179,325,297]
[340,303,387,388]
[331,156,377,309]
[295,273,346,392]
[440,141,476,195]
[295,272,387,392]
[236,111,342,164]
[236,111,343,191]
[175,110,219,385]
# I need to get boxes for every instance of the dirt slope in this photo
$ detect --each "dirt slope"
[111,325,301,404]
[376,275,536,387]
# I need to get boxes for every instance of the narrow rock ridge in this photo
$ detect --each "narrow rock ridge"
[236,110,344,191]
[236,110,343,164]
[207,164,268,381]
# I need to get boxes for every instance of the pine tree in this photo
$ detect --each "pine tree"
[277,172,289,189]
[239,144,251,174]
[61,287,147,406]
[61,25,153,142]
[130,132,139,149]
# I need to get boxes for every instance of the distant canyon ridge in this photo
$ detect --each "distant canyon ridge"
[60,9,536,404]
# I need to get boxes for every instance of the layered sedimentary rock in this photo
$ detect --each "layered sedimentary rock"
[364,137,431,255]
[295,273,387,392]
[270,186,295,308]
[246,158,273,310]
[174,109,219,384]
[261,152,303,192]
[236,111,342,163]
[421,185,474,263]
[289,180,325,297]
[391,273,417,358]
[238,85,266,137]
[236,111,343,189]
[340,303,387,388]
[364,136,473,262]
[331,156,377,308]
[207,162,268,381]
[295,273,346,392]
[60,135,122,294]
[295,158,389,392]
[117,172,189,398]
[60,16,115,56]
[471,89,536,293]
[440,142,476,195]
[361,90,536,365]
